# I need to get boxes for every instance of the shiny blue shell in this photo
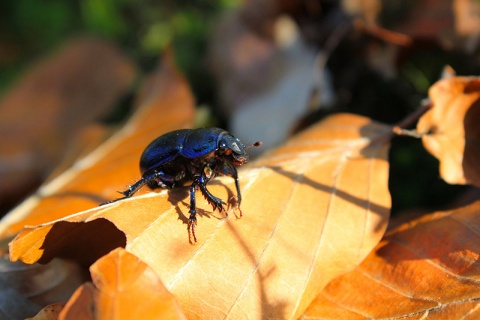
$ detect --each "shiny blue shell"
[139,128,227,174]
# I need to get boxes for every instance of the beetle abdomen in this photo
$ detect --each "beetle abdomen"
[139,129,189,174]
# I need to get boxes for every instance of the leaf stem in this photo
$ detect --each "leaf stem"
[392,99,432,138]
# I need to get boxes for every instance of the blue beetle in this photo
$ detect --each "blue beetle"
[103,128,261,242]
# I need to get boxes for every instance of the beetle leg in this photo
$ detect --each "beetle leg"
[100,170,170,205]
[188,183,198,243]
[214,161,242,211]
[100,178,147,205]
[197,170,226,213]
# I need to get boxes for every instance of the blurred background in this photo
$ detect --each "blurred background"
[1,0,480,219]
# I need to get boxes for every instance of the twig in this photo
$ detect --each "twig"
[360,22,413,47]
[392,99,432,138]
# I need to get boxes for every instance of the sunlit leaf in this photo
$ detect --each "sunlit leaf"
[417,76,480,185]
[58,248,186,320]
[58,283,95,320]
[301,200,480,319]
[10,113,392,319]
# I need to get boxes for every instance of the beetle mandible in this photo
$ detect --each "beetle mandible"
[102,127,261,242]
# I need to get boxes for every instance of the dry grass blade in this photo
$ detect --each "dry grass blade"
[9,113,392,319]
[417,76,480,186]
[0,50,195,237]
[301,200,480,319]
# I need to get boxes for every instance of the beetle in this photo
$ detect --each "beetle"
[102,128,261,242]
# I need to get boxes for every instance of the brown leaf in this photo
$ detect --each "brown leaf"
[341,0,381,26]
[392,0,454,40]
[301,200,480,319]
[10,113,392,319]
[27,303,66,320]
[0,37,137,209]
[0,50,195,237]
[417,76,480,186]
[454,0,480,37]
[58,283,95,320]
[58,248,186,320]
[44,124,111,183]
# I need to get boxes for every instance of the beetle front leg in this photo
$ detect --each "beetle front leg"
[197,171,226,214]
[214,161,242,212]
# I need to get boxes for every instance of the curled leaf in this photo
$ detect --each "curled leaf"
[417,76,480,186]
[10,113,392,319]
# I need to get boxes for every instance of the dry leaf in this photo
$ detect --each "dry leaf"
[10,113,392,319]
[27,303,66,320]
[44,124,111,183]
[58,248,186,320]
[0,50,195,237]
[58,283,96,320]
[454,0,480,37]
[341,0,381,26]
[392,0,454,40]
[417,76,480,186]
[0,37,137,209]
[301,199,480,319]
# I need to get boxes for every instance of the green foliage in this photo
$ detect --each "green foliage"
[81,0,128,39]
[0,0,239,101]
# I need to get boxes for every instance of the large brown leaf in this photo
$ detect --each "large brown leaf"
[417,76,480,186]
[0,51,195,237]
[301,200,480,319]
[0,37,137,209]
[10,113,392,319]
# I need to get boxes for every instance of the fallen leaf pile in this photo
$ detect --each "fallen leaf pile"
[4,63,480,318]
[2,4,480,316]
[8,112,391,319]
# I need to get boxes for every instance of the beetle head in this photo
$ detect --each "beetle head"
[218,134,262,165]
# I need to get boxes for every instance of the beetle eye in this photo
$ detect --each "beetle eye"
[224,149,232,155]
[231,142,241,153]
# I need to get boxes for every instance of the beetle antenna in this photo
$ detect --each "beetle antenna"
[246,141,262,149]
